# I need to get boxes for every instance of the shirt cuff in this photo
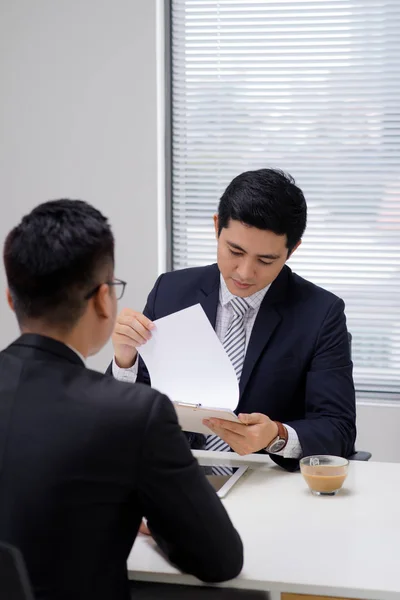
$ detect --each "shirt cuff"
[270,424,302,459]
[112,355,139,383]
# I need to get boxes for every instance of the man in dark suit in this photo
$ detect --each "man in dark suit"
[0,199,243,600]
[110,169,356,471]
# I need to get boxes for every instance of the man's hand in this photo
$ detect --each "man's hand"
[139,519,151,536]
[112,308,155,369]
[203,413,278,455]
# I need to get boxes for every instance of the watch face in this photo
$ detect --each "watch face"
[269,439,286,453]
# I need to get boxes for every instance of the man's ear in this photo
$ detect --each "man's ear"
[92,284,113,319]
[287,239,302,260]
[213,214,219,240]
[6,289,15,312]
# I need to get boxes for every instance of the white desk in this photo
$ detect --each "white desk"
[127,451,400,599]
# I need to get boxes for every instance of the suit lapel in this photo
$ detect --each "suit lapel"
[239,305,281,396]
[197,264,220,329]
[239,266,290,397]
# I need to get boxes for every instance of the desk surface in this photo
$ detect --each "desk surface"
[127,452,400,599]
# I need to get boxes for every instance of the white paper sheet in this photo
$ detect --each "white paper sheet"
[138,304,239,410]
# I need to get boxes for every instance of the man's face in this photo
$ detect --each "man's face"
[88,271,119,356]
[215,216,300,297]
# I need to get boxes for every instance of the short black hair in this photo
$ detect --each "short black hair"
[3,199,114,328]
[217,169,307,253]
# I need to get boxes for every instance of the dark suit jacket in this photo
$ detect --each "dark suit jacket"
[131,264,356,470]
[0,334,243,600]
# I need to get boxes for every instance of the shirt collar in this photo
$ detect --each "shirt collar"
[66,344,86,366]
[219,275,271,311]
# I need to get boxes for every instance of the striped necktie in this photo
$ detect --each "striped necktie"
[205,296,249,470]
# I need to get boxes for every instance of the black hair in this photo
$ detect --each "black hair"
[3,199,114,329]
[217,168,307,253]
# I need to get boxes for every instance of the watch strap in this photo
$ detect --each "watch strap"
[266,421,288,452]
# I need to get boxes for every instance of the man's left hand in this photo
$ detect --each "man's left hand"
[139,519,151,536]
[203,413,278,455]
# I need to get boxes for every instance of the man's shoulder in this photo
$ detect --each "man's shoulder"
[152,264,219,309]
[0,349,168,423]
[289,268,344,308]
[73,367,168,421]
[83,367,161,402]
[159,263,218,286]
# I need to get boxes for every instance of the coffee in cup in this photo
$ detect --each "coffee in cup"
[300,455,349,496]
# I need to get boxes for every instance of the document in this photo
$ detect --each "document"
[138,304,240,434]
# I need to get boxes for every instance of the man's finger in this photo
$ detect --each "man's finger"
[119,308,137,319]
[212,430,250,456]
[139,521,151,536]
[135,313,155,331]
[118,312,155,332]
[114,323,147,346]
[131,318,153,341]
[117,314,139,328]
[204,421,245,446]
[204,417,268,455]
[117,316,153,341]
[206,418,248,436]
[238,412,267,426]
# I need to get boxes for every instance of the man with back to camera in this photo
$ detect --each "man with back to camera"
[0,199,243,600]
[110,169,356,472]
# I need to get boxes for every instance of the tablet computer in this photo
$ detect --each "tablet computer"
[205,465,248,498]
[202,463,248,498]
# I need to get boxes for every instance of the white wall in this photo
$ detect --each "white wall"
[0,0,164,370]
[356,401,400,463]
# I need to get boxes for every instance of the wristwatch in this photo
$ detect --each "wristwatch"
[265,421,288,453]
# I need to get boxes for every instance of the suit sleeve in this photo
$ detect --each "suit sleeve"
[137,394,243,583]
[272,298,356,471]
[105,275,164,385]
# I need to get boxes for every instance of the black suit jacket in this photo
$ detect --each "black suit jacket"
[129,264,356,470]
[0,334,243,600]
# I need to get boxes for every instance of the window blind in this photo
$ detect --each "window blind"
[170,0,400,394]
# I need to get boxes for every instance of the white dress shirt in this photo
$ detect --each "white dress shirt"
[112,275,302,459]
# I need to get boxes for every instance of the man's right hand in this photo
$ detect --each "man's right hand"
[112,308,155,369]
